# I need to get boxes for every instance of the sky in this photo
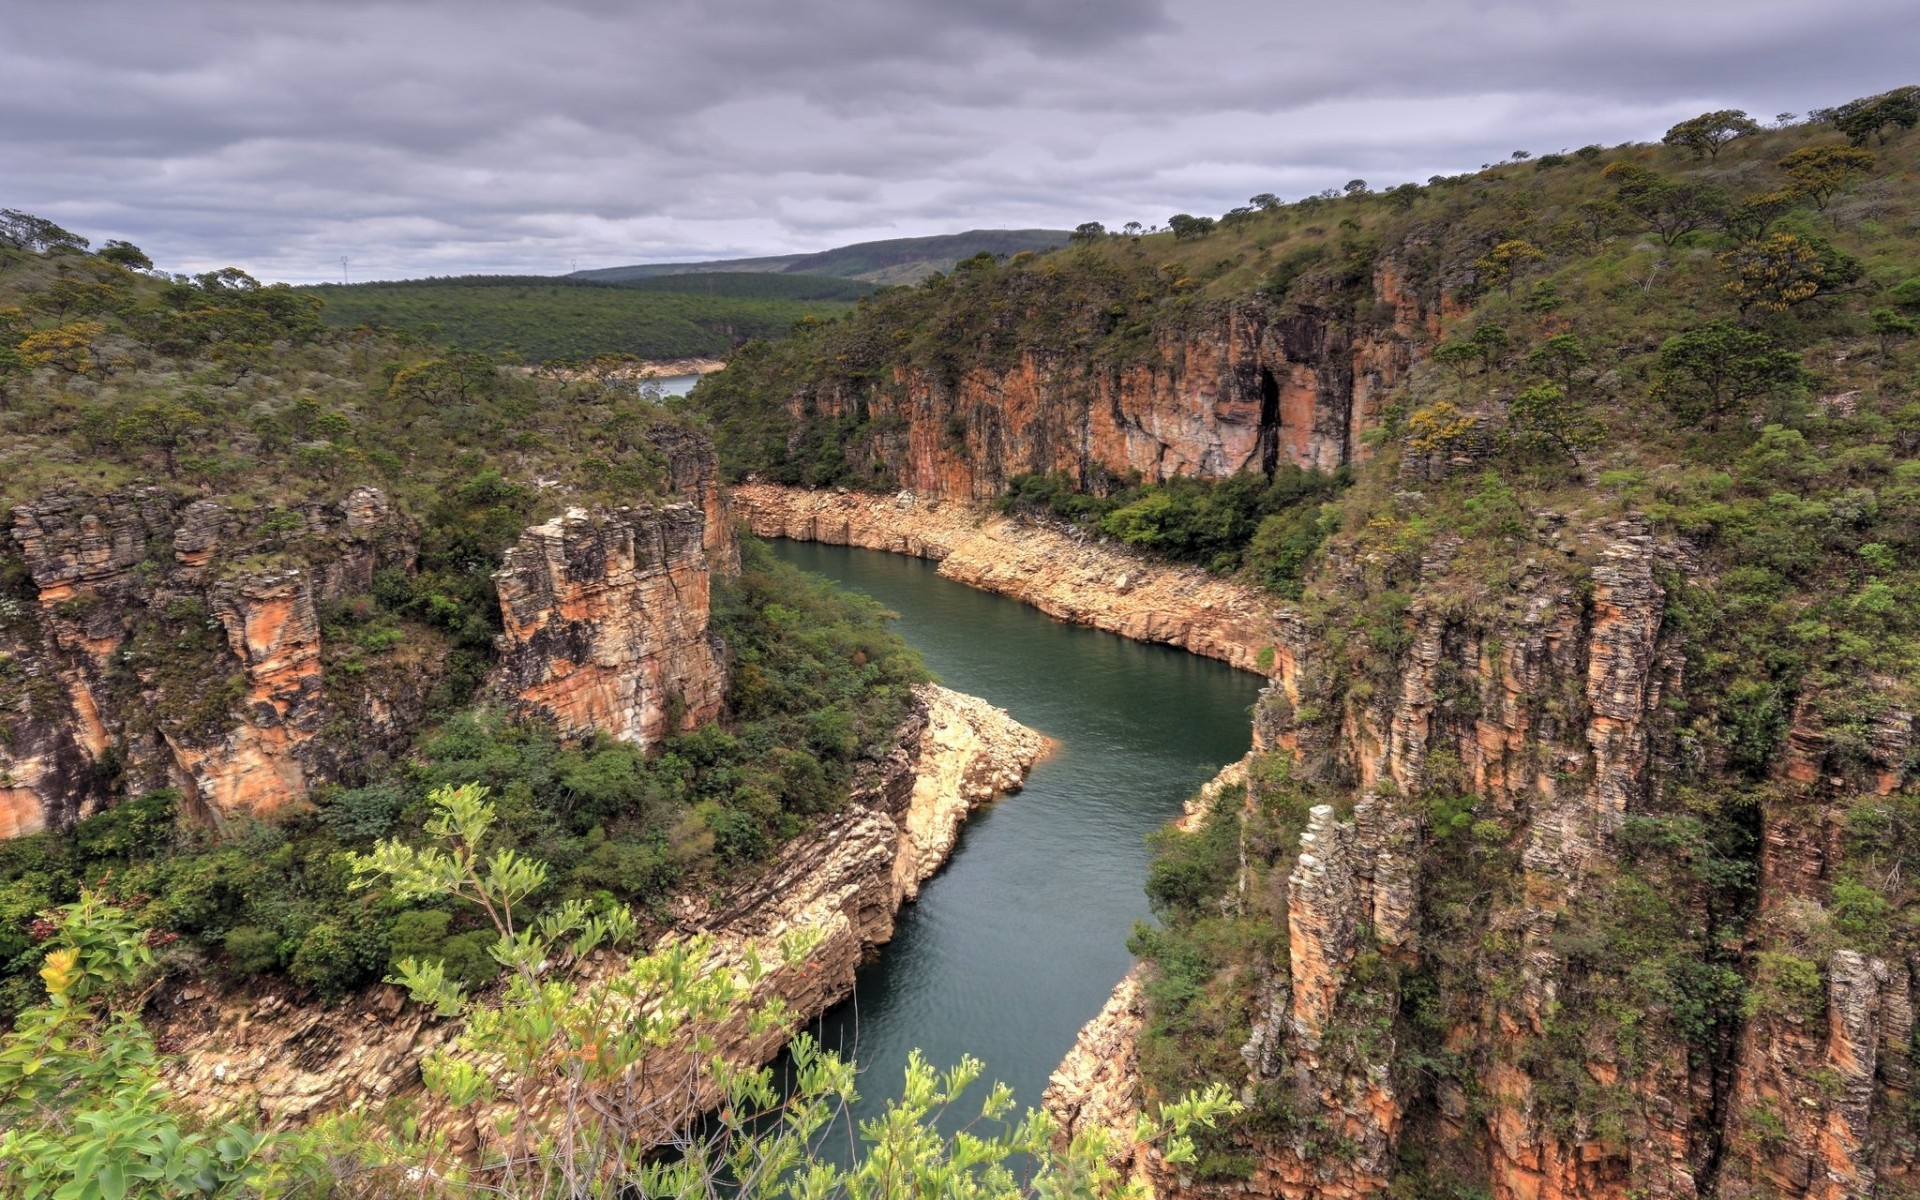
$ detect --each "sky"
[5,0,1916,284]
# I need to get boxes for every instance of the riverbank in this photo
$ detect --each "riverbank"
[152,684,1042,1133]
[735,484,1284,675]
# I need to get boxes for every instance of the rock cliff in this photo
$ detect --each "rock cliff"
[783,262,1437,500]
[151,683,1042,1134]
[1,487,427,831]
[1045,509,1919,1200]
[488,502,730,747]
[734,483,1281,674]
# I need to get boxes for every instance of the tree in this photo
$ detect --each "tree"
[1249,193,1281,211]
[1526,333,1593,389]
[1662,110,1760,160]
[1605,164,1730,246]
[1829,86,1920,147]
[1071,221,1107,243]
[1505,381,1603,467]
[1653,321,1803,428]
[1121,221,1143,236]
[16,320,105,375]
[0,209,89,253]
[1475,239,1546,300]
[0,892,327,1200]
[1343,179,1369,196]
[1468,322,1513,373]
[1870,308,1916,359]
[24,277,124,320]
[343,783,1239,1200]
[1720,189,1802,243]
[1777,145,1875,210]
[1720,232,1859,315]
[1166,214,1216,240]
[115,400,210,477]
[97,240,153,271]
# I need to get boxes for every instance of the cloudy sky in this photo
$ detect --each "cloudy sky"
[5,0,1914,283]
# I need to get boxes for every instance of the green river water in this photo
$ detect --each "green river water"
[767,539,1264,1131]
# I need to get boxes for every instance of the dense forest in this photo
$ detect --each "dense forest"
[303,272,868,362]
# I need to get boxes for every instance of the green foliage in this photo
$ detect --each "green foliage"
[1652,321,1803,428]
[1662,110,1761,160]
[307,275,864,363]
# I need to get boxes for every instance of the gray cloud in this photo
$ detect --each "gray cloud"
[4,0,1912,281]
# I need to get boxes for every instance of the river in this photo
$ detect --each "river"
[766,539,1263,1133]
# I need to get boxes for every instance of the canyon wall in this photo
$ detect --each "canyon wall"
[1,435,735,838]
[734,483,1281,675]
[1,486,427,833]
[489,503,729,746]
[151,684,1042,1136]
[1044,513,1919,1200]
[791,262,1436,501]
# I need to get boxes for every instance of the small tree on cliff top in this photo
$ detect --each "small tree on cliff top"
[1662,110,1760,160]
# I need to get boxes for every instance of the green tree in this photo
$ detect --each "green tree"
[1778,145,1875,210]
[0,209,89,253]
[1606,165,1730,246]
[1653,321,1803,428]
[345,783,1239,1200]
[1505,381,1603,465]
[1662,110,1760,160]
[1870,308,1917,359]
[1070,222,1108,243]
[115,401,210,478]
[0,892,326,1200]
[1526,333,1593,389]
[97,241,154,271]
[1829,86,1920,147]
[1166,214,1216,240]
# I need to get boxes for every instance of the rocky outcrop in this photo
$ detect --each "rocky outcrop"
[893,684,1048,902]
[489,503,729,747]
[1046,507,1911,1200]
[1,486,426,830]
[1044,969,1158,1194]
[793,263,1437,501]
[735,483,1281,674]
[154,685,1043,1134]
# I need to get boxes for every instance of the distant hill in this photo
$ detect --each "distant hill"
[571,229,1074,286]
[304,273,867,362]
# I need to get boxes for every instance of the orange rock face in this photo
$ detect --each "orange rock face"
[489,503,730,746]
[791,263,1428,501]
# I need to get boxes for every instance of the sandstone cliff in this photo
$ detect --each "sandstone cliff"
[734,483,1280,675]
[488,503,730,747]
[1044,509,1919,1200]
[1,486,426,832]
[151,683,1042,1135]
[779,262,1438,501]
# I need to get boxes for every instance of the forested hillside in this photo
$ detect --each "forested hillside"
[0,222,927,1020]
[304,272,868,363]
[697,92,1920,1197]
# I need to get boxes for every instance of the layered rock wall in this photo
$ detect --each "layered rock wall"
[489,503,729,747]
[1,486,421,831]
[1046,511,1919,1200]
[795,263,1437,500]
[735,483,1281,674]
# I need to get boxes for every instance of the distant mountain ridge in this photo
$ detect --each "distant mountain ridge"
[570,228,1073,286]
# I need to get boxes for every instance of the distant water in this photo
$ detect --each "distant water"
[650,373,702,397]
[765,539,1262,1138]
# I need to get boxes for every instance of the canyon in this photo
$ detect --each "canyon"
[150,681,1043,1134]
[734,482,1282,675]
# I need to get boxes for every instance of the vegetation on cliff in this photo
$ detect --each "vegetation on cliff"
[0,539,926,1017]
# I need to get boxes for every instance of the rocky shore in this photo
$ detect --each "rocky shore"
[734,483,1282,675]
